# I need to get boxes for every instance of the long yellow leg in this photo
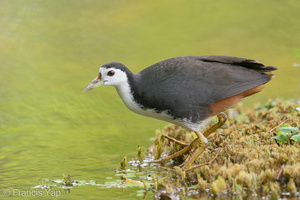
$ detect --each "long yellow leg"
[180,132,207,170]
[152,134,201,163]
[181,113,227,170]
[162,135,189,147]
[152,113,227,170]
[203,113,227,137]
[151,145,191,163]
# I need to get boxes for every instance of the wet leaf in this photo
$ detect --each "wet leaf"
[272,135,289,143]
[278,127,299,134]
[291,134,300,142]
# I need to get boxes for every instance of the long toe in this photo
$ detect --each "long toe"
[163,135,189,147]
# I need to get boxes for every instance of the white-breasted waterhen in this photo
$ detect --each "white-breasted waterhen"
[83,55,277,170]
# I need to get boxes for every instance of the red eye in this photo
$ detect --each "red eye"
[107,70,115,76]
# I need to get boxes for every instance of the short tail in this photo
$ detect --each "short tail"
[259,65,278,73]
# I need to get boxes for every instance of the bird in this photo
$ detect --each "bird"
[83,55,277,170]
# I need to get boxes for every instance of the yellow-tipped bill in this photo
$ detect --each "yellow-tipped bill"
[82,74,103,93]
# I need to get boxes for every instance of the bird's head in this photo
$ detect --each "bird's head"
[82,62,130,92]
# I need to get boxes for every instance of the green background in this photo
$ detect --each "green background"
[1,0,299,199]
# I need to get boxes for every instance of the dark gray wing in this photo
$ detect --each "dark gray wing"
[133,56,277,122]
[199,55,277,72]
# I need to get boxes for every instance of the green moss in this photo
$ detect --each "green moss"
[211,176,227,195]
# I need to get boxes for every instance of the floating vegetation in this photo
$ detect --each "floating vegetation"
[33,174,102,190]
[113,99,300,199]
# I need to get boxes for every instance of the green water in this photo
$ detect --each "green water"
[0,0,299,199]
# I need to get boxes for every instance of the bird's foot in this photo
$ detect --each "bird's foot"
[152,112,227,171]
[151,133,203,163]
[162,134,189,147]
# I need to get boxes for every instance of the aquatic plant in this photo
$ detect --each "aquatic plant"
[272,125,300,143]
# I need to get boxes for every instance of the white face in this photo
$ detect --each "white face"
[99,67,128,87]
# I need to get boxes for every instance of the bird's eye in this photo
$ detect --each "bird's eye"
[107,70,115,76]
